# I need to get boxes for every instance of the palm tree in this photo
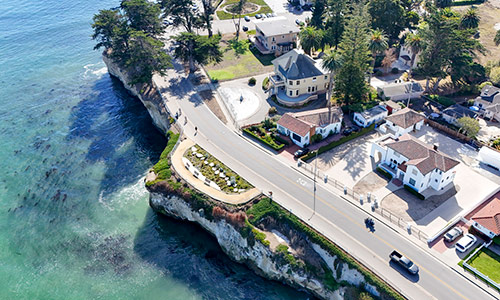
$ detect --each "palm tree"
[321,50,342,106]
[460,8,480,29]
[299,27,323,55]
[368,29,388,84]
[495,29,500,46]
[405,33,423,78]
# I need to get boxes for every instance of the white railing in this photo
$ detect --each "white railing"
[462,241,500,292]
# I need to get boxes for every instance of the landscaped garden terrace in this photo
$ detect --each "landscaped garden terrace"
[242,118,289,151]
[184,144,253,193]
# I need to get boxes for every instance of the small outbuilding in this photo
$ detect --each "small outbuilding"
[381,108,425,138]
[377,82,423,101]
[353,105,388,128]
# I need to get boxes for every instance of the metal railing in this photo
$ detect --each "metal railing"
[462,241,500,292]
[296,159,429,243]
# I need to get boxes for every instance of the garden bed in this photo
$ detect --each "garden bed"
[243,119,288,151]
[184,144,253,193]
[216,0,272,20]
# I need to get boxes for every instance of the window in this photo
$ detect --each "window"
[289,90,293,96]
[312,77,317,82]
[435,179,438,182]
[296,90,299,96]
[412,169,418,175]
[282,35,284,38]
[296,80,300,85]
[446,176,449,180]
[421,183,423,187]
[324,75,328,80]
[292,133,301,142]
[271,45,276,50]
[272,37,275,42]
[308,86,311,93]
[439,170,442,175]
[409,178,416,186]
[289,81,293,85]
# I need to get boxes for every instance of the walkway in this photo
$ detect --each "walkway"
[171,138,260,205]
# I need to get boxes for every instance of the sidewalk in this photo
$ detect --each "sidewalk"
[171,138,260,205]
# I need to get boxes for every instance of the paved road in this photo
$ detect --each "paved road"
[153,61,499,300]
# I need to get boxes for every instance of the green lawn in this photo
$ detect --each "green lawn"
[206,39,274,81]
[469,248,500,283]
[216,0,272,20]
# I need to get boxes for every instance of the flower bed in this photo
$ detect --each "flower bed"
[242,121,287,151]
[184,144,253,193]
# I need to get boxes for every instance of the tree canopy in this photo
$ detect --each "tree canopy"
[299,26,324,55]
[91,0,171,84]
[368,0,405,40]
[334,5,371,106]
[172,32,223,72]
[457,116,480,137]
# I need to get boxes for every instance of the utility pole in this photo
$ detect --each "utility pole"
[309,150,318,220]
[407,81,413,108]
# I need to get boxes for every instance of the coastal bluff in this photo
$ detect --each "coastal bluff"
[103,54,170,135]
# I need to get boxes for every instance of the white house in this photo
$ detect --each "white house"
[377,82,423,101]
[467,194,500,239]
[370,134,460,193]
[474,85,500,122]
[397,42,419,69]
[353,105,388,128]
[442,104,478,126]
[277,107,343,147]
[380,108,425,138]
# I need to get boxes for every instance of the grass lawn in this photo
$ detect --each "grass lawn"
[453,2,500,64]
[469,248,500,283]
[216,0,272,20]
[205,37,274,81]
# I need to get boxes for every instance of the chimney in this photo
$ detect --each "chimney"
[433,144,438,151]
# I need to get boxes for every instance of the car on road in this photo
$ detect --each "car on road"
[255,14,262,19]
[390,250,419,275]
[261,14,266,19]
[455,234,477,252]
[444,226,463,243]
[294,148,310,158]
[242,26,248,31]
[271,13,277,17]
[295,19,302,25]
[266,13,272,18]
[244,16,250,22]
[342,126,358,135]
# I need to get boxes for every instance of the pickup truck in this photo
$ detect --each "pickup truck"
[390,250,419,275]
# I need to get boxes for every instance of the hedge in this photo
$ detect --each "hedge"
[376,167,393,180]
[451,0,483,6]
[404,184,425,200]
[426,94,455,108]
[243,128,285,151]
[148,131,180,185]
[246,199,404,300]
[301,124,375,161]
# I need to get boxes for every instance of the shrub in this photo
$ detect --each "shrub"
[403,184,425,200]
[268,106,277,115]
[252,228,270,246]
[263,118,274,129]
[428,94,455,107]
[376,167,393,180]
[272,134,289,146]
[248,77,257,85]
[243,128,285,151]
[490,66,500,86]
[311,133,323,144]
[375,70,383,77]
[262,76,270,90]
[391,67,399,74]
[478,81,493,90]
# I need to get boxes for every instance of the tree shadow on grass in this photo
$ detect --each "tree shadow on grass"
[250,46,274,66]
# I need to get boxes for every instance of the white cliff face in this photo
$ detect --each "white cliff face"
[150,192,345,300]
[102,55,170,134]
[311,243,380,298]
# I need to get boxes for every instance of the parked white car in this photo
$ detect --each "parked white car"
[455,234,477,253]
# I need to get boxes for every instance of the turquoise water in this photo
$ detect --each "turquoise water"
[0,1,310,299]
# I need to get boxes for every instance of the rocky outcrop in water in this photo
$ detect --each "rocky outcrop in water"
[102,54,170,134]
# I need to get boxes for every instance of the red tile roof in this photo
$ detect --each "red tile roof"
[385,108,425,129]
[277,113,312,136]
[385,134,460,174]
[471,196,500,235]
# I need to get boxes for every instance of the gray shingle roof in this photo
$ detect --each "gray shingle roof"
[255,17,299,37]
[359,105,387,119]
[379,82,423,98]
[442,104,478,119]
[385,108,425,129]
[272,49,325,80]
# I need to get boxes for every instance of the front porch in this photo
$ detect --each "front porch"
[275,88,317,107]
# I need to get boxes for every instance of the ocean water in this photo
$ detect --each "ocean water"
[0,1,310,299]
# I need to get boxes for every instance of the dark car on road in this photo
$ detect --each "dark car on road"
[294,148,310,158]
[342,126,358,135]
[244,16,250,22]
[242,26,248,31]
[390,250,419,275]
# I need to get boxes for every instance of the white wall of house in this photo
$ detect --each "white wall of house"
[442,114,459,126]
[277,124,310,147]
[353,110,388,128]
[472,221,497,239]
[399,44,419,69]
[315,122,341,139]
[385,119,424,137]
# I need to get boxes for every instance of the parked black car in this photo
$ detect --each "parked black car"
[342,126,358,135]
[242,26,248,32]
[294,148,310,158]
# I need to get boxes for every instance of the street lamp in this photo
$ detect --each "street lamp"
[309,150,319,220]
